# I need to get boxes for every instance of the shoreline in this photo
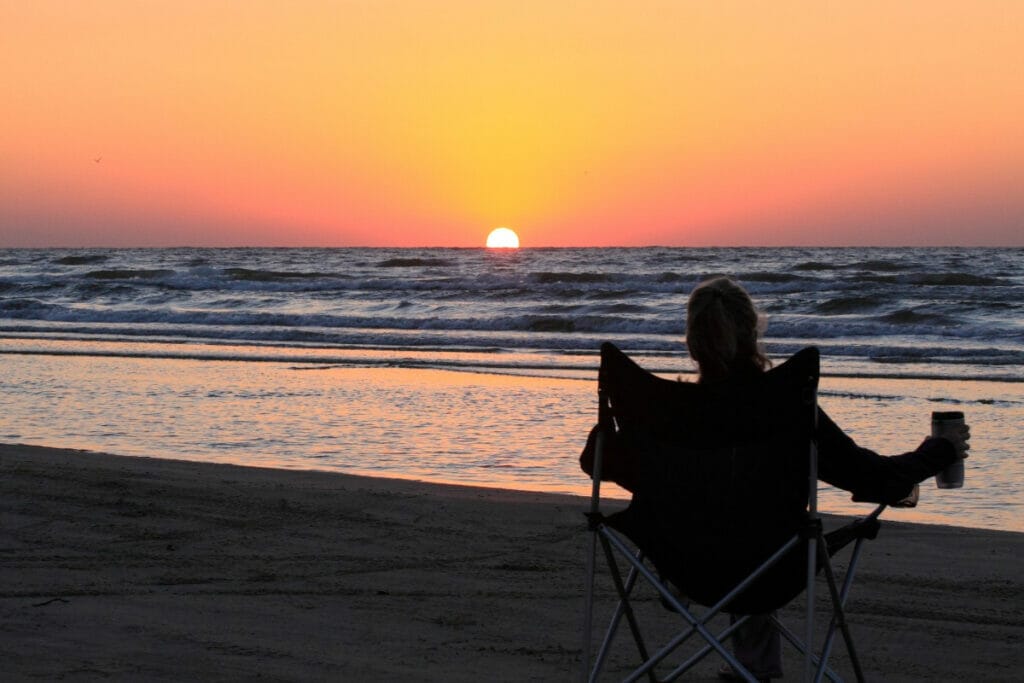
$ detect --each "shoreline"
[2,443,1022,681]
[4,340,1024,384]
[1,440,1011,536]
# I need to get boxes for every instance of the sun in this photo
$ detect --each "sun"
[486,227,520,249]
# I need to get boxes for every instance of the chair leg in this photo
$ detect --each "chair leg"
[815,541,866,683]
[582,528,597,683]
[599,533,656,681]
[592,558,643,682]
[770,617,843,683]
[813,506,885,682]
[816,535,866,683]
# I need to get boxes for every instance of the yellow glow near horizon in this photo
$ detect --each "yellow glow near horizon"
[2,1,1022,247]
[486,227,520,249]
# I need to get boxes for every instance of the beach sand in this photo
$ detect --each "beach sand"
[1,444,1021,681]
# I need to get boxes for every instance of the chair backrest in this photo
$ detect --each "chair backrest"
[598,343,820,613]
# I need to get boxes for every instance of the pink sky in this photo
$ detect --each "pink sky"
[2,1,1022,247]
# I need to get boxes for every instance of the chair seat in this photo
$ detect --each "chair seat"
[606,506,807,614]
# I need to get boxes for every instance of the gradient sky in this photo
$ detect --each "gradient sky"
[3,1,1022,247]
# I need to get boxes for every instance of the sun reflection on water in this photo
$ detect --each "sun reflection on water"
[2,348,1021,531]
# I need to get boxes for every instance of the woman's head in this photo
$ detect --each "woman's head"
[685,276,769,381]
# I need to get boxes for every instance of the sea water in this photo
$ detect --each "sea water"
[1,247,1021,530]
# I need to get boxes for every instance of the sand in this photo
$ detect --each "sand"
[1,443,1021,681]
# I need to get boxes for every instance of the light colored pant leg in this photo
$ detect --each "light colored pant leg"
[730,612,783,678]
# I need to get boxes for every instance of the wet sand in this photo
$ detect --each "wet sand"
[1,443,1021,681]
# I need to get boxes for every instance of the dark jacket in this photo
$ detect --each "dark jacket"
[580,406,956,505]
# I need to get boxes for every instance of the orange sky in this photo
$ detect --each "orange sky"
[2,1,1022,247]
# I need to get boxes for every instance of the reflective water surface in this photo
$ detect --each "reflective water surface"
[2,348,1020,531]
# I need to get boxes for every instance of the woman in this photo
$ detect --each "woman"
[684,276,968,506]
[581,276,970,681]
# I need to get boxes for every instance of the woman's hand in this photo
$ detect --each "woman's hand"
[944,422,971,459]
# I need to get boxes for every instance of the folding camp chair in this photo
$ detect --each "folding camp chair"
[581,343,887,683]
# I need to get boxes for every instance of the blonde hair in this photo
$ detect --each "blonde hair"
[685,276,770,381]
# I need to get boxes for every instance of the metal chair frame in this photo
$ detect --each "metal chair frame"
[581,362,886,683]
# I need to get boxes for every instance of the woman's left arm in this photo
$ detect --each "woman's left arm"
[815,408,958,504]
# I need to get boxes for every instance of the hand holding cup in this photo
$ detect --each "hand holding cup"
[932,411,971,488]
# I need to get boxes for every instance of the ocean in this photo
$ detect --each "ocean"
[2,247,1022,530]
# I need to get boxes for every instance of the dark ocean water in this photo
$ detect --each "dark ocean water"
[2,248,1021,530]
[2,247,1022,380]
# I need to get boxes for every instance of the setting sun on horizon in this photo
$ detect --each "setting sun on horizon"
[2,2,1023,248]
[486,227,520,249]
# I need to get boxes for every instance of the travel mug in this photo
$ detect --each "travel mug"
[931,411,965,489]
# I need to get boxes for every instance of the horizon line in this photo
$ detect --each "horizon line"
[3,243,1022,250]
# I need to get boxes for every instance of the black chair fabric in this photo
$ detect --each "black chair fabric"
[598,343,820,614]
